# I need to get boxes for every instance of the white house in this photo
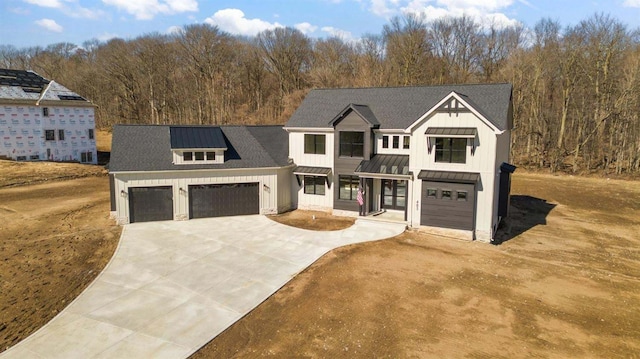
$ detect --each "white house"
[0,68,97,163]
[284,83,515,242]
[109,83,515,242]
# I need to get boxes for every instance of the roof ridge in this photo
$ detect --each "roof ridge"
[310,83,511,91]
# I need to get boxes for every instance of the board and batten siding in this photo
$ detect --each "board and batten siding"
[333,111,373,212]
[112,168,287,224]
[409,111,499,240]
[492,129,512,232]
[288,130,334,211]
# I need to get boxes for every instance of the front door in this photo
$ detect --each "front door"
[381,179,406,210]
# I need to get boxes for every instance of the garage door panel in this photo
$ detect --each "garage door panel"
[189,183,259,219]
[129,186,173,223]
[421,181,475,230]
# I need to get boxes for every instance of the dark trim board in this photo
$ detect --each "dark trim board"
[421,181,475,231]
[189,183,259,219]
[129,186,173,223]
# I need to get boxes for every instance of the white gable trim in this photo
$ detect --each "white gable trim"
[406,92,503,134]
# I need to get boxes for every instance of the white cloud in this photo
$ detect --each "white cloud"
[102,0,198,20]
[204,8,283,36]
[166,25,183,35]
[623,0,640,7]
[97,32,119,42]
[295,22,318,34]
[35,18,63,32]
[23,0,103,19]
[366,0,520,28]
[23,0,62,8]
[321,26,354,40]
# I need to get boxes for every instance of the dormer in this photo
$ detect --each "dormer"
[170,126,227,165]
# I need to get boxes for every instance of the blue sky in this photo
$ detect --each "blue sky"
[1,0,639,48]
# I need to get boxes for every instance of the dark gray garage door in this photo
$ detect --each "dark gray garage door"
[421,181,475,230]
[129,186,173,223]
[189,183,259,219]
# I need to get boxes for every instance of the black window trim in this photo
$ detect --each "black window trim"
[304,134,326,155]
[45,129,55,141]
[338,175,359,201]
[435,137,467,164]
[339,131,364,158]
[303,175,325,195]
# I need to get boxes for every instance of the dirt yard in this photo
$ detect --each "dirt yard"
[0,134,120,352]
[193,173,640,358]
[1,153,638,358]
[270,210,355,231]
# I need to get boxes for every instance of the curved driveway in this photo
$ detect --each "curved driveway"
[2,215,405,359]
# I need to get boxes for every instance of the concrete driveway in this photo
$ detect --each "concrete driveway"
[2,215,405,359]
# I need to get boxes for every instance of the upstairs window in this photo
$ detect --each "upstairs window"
[435,138,467,164]
[339,131,364,157]
[58,129,65,141]
[88,129,94,140]
[382,135,389,149]
[392,136,399,149]
[403,136,410,149]
[181,150,219,164]
[304,134,326,154]
[42,107,49,117]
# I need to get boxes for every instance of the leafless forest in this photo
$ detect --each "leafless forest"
[1,14,639,174]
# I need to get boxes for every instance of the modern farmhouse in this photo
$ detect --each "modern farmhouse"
[109,83,515,242]
[0,68,97,163]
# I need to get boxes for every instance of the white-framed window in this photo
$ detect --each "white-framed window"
[178,150,220,164]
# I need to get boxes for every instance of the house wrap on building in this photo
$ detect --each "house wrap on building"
[0,68,97,163]
[109,83,515,242]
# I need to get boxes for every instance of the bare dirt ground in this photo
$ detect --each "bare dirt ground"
[0,132,120,352]
[270,210,355,231]
[193,173,640,358]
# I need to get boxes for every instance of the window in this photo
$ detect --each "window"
[457,191,467,201]
[45,129,55,141]
[81,151,93,163]
[435,138,467,163]
[206,152,215,160]
[42,107,49,117]
[58,129,65,141]
[304,176,325,195]
[442,190,452,200]
[88,129,94,140]
[194,151,205,161]
[426,188,437,198]
[382,135,389,149]
[304,134,326,154]
[338,175,359,200]
[403,136,410,149]
[339,132,364,157]
[392,136,399,149]
[183,152,193,161]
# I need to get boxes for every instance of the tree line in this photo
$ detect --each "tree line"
[1,13,639,174]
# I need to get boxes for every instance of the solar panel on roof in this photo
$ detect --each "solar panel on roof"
[58,95,86,101]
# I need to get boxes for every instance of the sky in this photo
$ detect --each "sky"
[0,0,639,48]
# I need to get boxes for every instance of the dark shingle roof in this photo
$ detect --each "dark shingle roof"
[286,83,512,131]
[169,126,226,149]
[109,125,290,172]
[329,104,380,127]
[0,68,91,104]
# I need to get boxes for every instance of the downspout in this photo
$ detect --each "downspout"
[35,80,54,106]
